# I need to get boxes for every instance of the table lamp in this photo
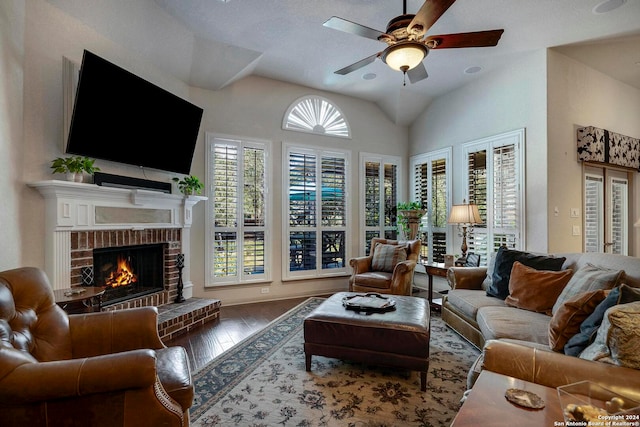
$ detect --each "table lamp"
[448,200,482,265]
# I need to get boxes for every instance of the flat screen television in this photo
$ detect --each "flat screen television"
[66,50,204,175]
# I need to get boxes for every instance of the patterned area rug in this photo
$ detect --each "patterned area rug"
[190,297,479,427]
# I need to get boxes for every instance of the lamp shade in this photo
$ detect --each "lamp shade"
[381,42,427,72]
[448,203,482,225]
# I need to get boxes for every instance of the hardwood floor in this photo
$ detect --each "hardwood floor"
[165,296,312,372]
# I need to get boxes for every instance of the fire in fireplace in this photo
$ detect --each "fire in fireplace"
[93,243,165,305]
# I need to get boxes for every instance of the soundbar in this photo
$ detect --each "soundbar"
[93,172,172,194]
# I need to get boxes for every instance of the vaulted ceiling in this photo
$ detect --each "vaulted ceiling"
[51,0,640,126]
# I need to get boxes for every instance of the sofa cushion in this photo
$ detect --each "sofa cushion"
[487,247,566,300]
[563,286,621,356]
[579,301,640,369]
[548,289,609,352]
[371,244,407,273]
[446,289,507,321]
[505,262,573,314]
[552,263,625,315]
[477,306,551,345]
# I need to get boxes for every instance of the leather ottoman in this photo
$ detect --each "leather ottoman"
[304,292,431,390]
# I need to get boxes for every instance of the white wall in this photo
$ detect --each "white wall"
[0,0,25,271]
[13,0,408,303]
[409,50,549,253]
[547,50,640,255]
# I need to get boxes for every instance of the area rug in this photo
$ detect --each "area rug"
[190,297,479,427]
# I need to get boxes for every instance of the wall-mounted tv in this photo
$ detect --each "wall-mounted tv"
[66,50,203,175]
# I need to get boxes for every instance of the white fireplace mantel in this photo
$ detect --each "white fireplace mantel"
[29,180,207,295]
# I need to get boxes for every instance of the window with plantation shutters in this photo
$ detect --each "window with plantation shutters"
[463,129,525,263]
[285,144,349,278]
[208,135,270,286]
[583,165,630,255]
[360,154,401,255]
[410,148,451,264]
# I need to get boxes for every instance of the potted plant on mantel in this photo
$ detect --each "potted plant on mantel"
[50,156,100,183]
[397,201,427,240]
[173,175,203,196]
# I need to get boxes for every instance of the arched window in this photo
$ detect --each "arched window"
[283,96,351,139]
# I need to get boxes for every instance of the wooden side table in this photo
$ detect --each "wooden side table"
[451,370,564,427]
[54,287,105,314]
[424,263,449,310]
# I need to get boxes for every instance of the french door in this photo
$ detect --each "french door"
[584,165,630,254]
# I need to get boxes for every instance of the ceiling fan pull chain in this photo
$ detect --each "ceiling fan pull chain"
[403,71,407,86]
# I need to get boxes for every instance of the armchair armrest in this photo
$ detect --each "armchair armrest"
[390,260,418,295]
[0,349,158,404]
[447,266,487,290]
[349,256,372,274]
[69,307,165,358]
[482,339,640,401]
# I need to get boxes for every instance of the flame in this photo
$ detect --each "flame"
[105,256,137,288]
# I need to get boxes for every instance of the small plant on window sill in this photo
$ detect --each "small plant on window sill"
[173,175,203,195]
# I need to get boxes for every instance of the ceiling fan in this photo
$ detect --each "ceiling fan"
[323,0,504,84]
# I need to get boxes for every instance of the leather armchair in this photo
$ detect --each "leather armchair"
[0,267,193,427]
[349,238,421,296]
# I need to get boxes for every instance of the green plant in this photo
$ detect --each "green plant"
[50,156,100,174]
[396,201,426,237]
[173,175,203,195]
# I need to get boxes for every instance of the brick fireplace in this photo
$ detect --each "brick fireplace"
[29,180,206,309]
[70,229,181,309]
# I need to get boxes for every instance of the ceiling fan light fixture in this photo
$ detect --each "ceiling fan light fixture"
[382,42,428,72]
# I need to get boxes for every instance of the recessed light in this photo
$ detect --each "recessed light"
[592,0,626,14]
[464,66,482,74]
[362,73,377,80]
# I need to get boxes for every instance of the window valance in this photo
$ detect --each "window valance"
[577,126,639,171]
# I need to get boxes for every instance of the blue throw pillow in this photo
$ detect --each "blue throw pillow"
[486,246,566,300]
[563,287,620,356]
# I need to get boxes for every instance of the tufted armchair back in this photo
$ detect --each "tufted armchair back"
[0,267,193,427]
[0,267,72,365]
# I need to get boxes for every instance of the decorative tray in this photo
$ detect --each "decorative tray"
[342,293,396,313]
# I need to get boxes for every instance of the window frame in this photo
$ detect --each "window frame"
[359,153,403,255]
[282,142,350,280]
[205,133,272,287]
[461,128,526,261]
[410,147,452,264]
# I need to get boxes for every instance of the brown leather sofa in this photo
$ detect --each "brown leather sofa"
[0,267,193,427]
[349,238,421,296]
[443,252,640,393]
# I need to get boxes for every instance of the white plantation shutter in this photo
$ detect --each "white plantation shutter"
[464,129,525,263]
[361,155,400,254]
[410,148,451,264]
[584,174,603,253]
[583,167,630,255]
[610,178,628,255]
[209,136,269,285]
[286,145,349,278]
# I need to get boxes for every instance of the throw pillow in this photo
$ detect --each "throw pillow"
[486,246,566,300]
[618,283,640,304]
[371,244,407,273]
[579,301,640,369]
[548,289,608,352]
[505,261,573,314]
[563,286,621,356]
[551,263,625,315]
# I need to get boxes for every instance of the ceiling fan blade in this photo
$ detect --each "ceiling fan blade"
[407,62,428,84]
[408,0,457,35]
[425,29,504,49]
[323,16,386,41]
[334,52,381,75]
